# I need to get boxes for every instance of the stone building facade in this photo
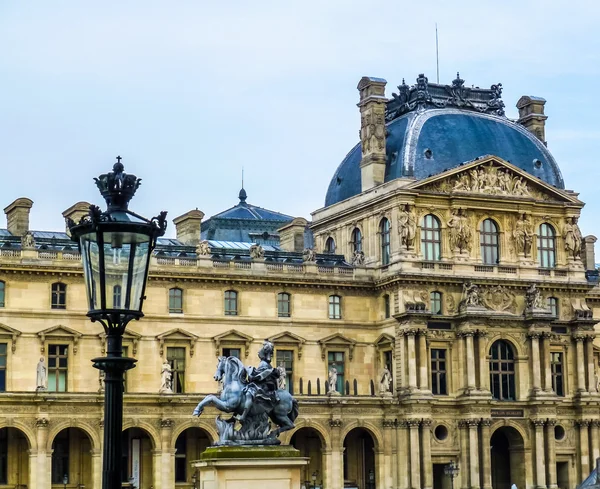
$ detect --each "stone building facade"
[0,73,598,489]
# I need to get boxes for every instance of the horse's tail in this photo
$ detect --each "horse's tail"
[288,398,299,422]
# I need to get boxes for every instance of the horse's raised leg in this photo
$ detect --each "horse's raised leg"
[193,394,232,416]
[268,407,295,438]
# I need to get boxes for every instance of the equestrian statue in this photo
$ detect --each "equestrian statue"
[193,339,299,445]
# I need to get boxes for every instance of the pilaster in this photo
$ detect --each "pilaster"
[578,420,591,479]
[467,420,480,489]
[421,419,433,489]
[480,419,492,489]
[397,421,409,489]
[408,420,421,489]
[545,420,557,489]
[531,419,547,489]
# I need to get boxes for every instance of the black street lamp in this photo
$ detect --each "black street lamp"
[68,158,167,489]
[444,461,460,489]
[63,473,68,489]
[368,469,375,489]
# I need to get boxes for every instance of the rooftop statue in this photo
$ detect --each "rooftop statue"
[193,340,299,445]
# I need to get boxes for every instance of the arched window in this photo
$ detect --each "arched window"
[329,295,342,319]
[51,283,67,309]
[277,292,291,317]
[112,285,122,309]
[380,218,390,265]
[224,290,238,316]
[351,228,362,253]
[325,237,336,254]
[480,219,500,265]
[547,297,558,317]
[430,291,442,315]
[421,215,441,261]
[169,287,183,314]
[538,223,556,268]
[0,281,4,308]
[489,340,516,400]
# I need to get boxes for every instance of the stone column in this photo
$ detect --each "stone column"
[579,420,591,479]
[396,327,405,394]
[382,420,395,489]
[542,333,552,393]
[322,449,333,489]
[397,422,409,489]
[35,418,50,489]
[546,420,557,489]
[465,333,476,392]
[480,419,492,489]
[477,332,489,391]
[592,421,600,471]
[329,419,344,489]
[160,419,176,489]
[407,332,418,391]
[459,421,469,489]
[418,331,429,391]
[532,420,547,489]
[575,337,587,393]
[408,420,421,489]
[421,420,433,489]
[468,420,480,489]
[529,333,542,393]
[586,338,597,393]
[458,333,466,393]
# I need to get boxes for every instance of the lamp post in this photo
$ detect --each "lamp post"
[192,472,198,489]
[68,158,167,489]
[63,474,68,489]
[368,468,375,489]
[444,461,460,489]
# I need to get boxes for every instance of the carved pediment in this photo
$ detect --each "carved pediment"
[156,328,199,357]
[375,333,395,350]
[409,156,579,204]
[38,325,83,354]
[318,333,356,360]
[269,331,306,358]
[212,330,253,358]
[0,324,21,352]
[99,329,142,356]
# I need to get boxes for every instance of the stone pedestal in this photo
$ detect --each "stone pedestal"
[193,445,309,489]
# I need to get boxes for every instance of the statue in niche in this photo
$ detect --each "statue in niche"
[563,216,582,259]
[22,232,35,250]
[328,365,339,394]
[302,248,316,262]
[196,240,211,256]
[462,282,483,308]
[249,243,265,259]
[447,208,472,252]
[397,204,416,249]
[525,284,545,310]
[160,360,173,394]
[379,365,392,394]
[351,250,365,266]
[276,362,287,391]
[513,214,534,256]
[36,357,47,391]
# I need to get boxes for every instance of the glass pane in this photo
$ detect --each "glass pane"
[48,372,56,391]
[0,344,6,355]
[59,357,67,368]
[0,372,5,392]
[58,372,66,392]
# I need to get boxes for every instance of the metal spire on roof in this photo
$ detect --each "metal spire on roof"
[239,167,247,204]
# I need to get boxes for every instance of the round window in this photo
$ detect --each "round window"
[554,425,565,441]
[434,424,448,441]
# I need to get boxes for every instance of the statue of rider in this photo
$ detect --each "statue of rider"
[239,340,280,422]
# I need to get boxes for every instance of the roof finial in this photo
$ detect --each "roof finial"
[239,167,247,203]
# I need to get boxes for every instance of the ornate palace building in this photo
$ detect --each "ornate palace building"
[0,73,598,489]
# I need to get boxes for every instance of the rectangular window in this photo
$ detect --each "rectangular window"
[278,293,291,318]
[51,283,67,309]
[167,347,186,394]
[328,295,341,320]
[431,349,447,395]
[276,350,294,394]
[224,291,238,316]
[174,431,186,482]
[551,352,564,396]
[48,344,68,392]
[222,348,240,359]
[327,351,345,394]
[384,295,390,319]
[0,344,6,393]
[169,288,183,314]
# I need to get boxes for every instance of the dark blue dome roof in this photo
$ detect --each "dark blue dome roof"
[325,109,564,207]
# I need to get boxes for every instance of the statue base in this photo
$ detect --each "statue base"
[192,445,308,489]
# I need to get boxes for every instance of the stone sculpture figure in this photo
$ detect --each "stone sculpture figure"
[398,204,416,249]
[302,248,316,262]
[193,340,298,445]
[379,366,392,394]
[276,363,287,391]
[448,209,472,252]
[328,365,339,394]
[563,217,582,259]
[462,282,482,308]
[99,370,106,393]
[36,357,47,391]
[249,243,265,259]
[351,250,365,266]
[525,284,545,310]
[22,232,35,250]
[196,240,211,256]
[160,360,173,394]
[513,214,533,256]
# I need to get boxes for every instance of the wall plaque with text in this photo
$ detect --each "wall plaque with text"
[491,409,524,418]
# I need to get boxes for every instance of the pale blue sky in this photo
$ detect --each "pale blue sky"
[1,1,599,237]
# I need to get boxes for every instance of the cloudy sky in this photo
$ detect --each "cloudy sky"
[1,1,599,237]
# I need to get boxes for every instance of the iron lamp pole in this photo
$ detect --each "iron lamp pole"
[444,461,460,489]
[68,158,167,489]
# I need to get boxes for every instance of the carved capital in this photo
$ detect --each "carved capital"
[329,419,342,428]
[531,419,546,427]
[382,419,396,429]
[420,419,432,428]
[466,419,479,428]
[161,418,174,428]
[577,420,591,427]
[406,419,421,428]
[545,419,557,427]
[35,417,49,428]
[480,418,492,427]
[527,331,543,340]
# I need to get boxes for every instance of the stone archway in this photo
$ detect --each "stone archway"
[122,427,155,489]
[343,428,376,489]
[291,427,325,486]
[0,427,30,487]
[174,427,212,485]
[491,426,526,489]
[50,427,94,488]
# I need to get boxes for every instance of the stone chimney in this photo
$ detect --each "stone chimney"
[357,76,387,192]
[62,202,91,236]
[278,218,308,252]
[173,209,204,246]
[516,96,548,145]
[582,235,597,271]
[4,198,33,236]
